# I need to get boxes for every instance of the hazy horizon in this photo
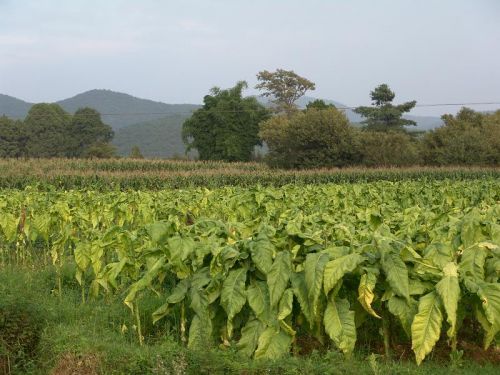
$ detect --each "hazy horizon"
[1,0,499,116]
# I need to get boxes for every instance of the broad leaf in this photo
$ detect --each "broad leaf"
[435,262,460,338]
[381,250,409,301]
[237,317,265,357]
[254,327,293,359]
[268,251,291,307]
[323,253,364,296]
[221,267,247,337]
[358,272,380,318]
[247,280,272,323]
[305,252,329,319]
[290,271,313,327]
[411,291,443,365]
[324,296,356,356]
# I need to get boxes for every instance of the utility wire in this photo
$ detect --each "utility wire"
[3,101,500,118]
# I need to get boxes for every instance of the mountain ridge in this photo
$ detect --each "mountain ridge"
[1,89,445,157]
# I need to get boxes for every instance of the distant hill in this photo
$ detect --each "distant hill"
[56,89,200,129]
[1,89,448,157]
[0,94,33,119]
[113,113,196,158]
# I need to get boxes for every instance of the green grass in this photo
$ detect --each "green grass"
[0,266,498,374]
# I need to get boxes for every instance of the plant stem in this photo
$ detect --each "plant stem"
[135,303,144,346]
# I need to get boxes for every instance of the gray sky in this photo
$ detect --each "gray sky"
[1,0,499,116]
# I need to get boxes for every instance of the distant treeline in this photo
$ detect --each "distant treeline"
[181,71,500,167]
[1,71,499,167]
[0,103,115,158]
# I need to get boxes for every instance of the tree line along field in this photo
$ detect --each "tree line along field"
[0,164,499,374]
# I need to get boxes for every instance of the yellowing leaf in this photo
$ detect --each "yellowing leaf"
[411,291,443,365]
[435,262,460,338]
[358,272,381,318]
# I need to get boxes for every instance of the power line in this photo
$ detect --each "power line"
[3,101,500,118]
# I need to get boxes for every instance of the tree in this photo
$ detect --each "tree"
[305,99,336,111]
[83,141,117,159]
[182,81,270,161]
[0,116,27,157]
[129,145,144,159]
[24,103,71,157]
[255,69,315,115]
[259,107,360,169]
[354,84,416,132]
[421,108,500,165]
[68,107,114,157]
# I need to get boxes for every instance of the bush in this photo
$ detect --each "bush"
[421,108,500,165]
[259,108,361,169]
[358,130,421,166]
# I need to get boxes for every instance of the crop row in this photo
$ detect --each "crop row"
[0,180,499,364]
[0,159,499,190]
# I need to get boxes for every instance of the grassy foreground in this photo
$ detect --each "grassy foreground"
[1,266,498,375]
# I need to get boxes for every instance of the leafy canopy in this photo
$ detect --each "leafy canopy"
[255,69,315,115]
[259,106,360,168]
[182,81,269,161]
[354,84,416,132]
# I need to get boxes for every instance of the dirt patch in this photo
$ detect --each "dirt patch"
[50,353,101,375]
[460,341,500,365]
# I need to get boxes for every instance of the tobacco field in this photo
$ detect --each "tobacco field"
[1,178,499,369]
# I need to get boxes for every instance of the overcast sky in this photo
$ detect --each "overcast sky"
[1,0,499,116]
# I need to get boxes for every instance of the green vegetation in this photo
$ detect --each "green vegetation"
[0,179,499,371]
[354,84,417,132]
[0,104,115,158]
[0,158,498,190]
[259,107,360,168]
[182,82,269,161]
[255,69,316,114]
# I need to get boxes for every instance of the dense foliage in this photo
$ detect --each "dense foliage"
[0,104,115,158]
[422,108,500,165]
[255,69,316,114]
[1,179,499,365]
[182,82,270,161]
[354,84,417,131]
[259,107,360,168]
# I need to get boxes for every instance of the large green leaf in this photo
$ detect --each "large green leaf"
[357,271,380,319]
[267,251,291,307]
[460,245,487,282]
[278,288,293,321]
[324,296,356,356]
[247,280,272,324]
[323,253,364,296]
[411,291,443,365]
[188,314,213,349]
[250,234,274,274]
[221,267,247,337]
[381,250,409,301]
[388,296,417,336]
[476,282,500,349]
[237,317,265,357]
[305,252,329,319]
[254,327,293,359]
[290,271,313,327]
[435,262,460,338]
